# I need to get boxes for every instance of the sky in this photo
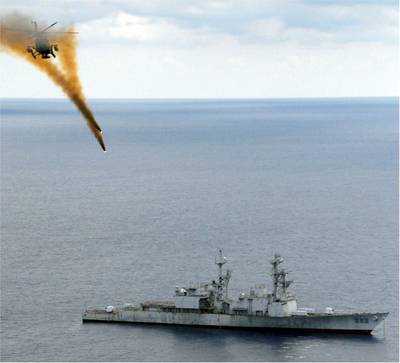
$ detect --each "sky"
[0,0,398,98]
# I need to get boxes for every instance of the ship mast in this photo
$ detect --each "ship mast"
[215,249,231,302]
[271,254,293,301]
[215,249,226,280]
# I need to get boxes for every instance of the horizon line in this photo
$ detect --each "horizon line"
[0,96,398,101]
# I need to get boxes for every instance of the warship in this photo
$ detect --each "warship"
[82,251,388,334]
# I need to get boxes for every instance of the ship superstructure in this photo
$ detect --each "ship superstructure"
[82,250,388,334]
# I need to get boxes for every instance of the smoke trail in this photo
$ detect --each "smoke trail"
[0,13,106,151]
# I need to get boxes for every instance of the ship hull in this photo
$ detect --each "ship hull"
[82,309,387,335]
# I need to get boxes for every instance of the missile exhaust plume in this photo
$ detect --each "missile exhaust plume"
[0,13,106,151]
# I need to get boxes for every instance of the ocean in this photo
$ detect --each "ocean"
[0,98,398,361]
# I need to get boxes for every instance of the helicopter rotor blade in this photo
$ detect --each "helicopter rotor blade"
[1,27,35,39]
[40,22,58,32]
[1,27,34,33]
[47,31,79,34]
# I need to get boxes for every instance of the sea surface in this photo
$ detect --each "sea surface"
[0,98,398,362]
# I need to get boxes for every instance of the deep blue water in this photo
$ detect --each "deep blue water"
[0,98,398,361]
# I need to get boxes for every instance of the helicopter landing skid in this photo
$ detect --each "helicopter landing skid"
[27,47,37,59]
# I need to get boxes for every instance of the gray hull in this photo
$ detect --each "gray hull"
[82,309,388,335]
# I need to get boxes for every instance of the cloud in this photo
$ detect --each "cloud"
[245,3,397,45]
[249,17,285,40]
[1,0,397,46]
[247,17,335,44]
[101,12,202,44]
[77,11,236,48]
[0,0,398,98]
[73,0,397,49]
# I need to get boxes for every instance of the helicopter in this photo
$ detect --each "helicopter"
[4,21,77,59]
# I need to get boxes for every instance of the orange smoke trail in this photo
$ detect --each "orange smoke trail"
[0,14,106,151]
